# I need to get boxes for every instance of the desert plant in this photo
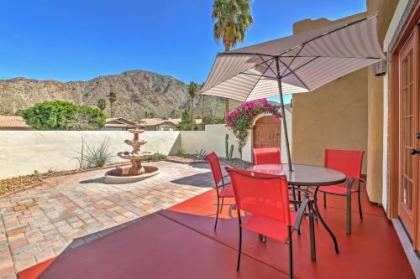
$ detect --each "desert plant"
[75,137,87,169]
[19,100,106,130]
[85,138,113,168]
[147,152,167,161]
[76,138,113,168]
[108,91,117,117]
[97,98,107,111]
[194,149,207,160]
[225,134,235,160]
[225,134,229,158]
[188,81,200,130]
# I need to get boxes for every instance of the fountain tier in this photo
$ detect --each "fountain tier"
[104,125,159,184]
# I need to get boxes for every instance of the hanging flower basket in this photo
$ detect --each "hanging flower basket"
[225,98,282,158]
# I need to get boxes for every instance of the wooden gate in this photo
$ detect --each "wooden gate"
[253,115,281,148]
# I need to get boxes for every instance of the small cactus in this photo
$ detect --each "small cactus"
[225,134,235,160]
[225,134,229,159]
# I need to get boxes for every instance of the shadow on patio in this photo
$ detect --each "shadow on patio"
[19,188,414,279]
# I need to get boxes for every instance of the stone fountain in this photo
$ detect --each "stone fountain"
[104,125,159,184]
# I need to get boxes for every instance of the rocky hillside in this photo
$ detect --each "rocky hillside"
[0,70,201,120]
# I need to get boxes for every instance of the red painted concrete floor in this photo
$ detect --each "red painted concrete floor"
[19,189,415,279]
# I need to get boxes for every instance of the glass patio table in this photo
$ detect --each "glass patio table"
[247,163,346,262]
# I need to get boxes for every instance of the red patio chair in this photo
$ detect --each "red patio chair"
[252,147,281,165]
[319,149,365,234]
[226,167,308,279]
[205,152,234,231]
[253,147,302,210]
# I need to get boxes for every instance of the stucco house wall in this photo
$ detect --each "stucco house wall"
[292,1,398,203]
[292,13,369,172]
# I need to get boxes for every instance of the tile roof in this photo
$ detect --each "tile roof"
[0,115,30,129]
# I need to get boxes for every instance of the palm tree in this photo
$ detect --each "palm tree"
[188,82,199,130]
[212,0,253,114]
[108,91,117,117]
[200,94,205,129]
[97,98,107,112]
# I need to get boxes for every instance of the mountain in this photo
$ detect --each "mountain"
[0,70,209,120]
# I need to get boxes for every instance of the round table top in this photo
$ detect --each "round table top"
[247,163,346,186]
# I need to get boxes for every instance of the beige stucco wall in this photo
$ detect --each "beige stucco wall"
[292,1,398,203]
[292,68,368,170]
[292,7,369,171]
[0,131,180,179]
[365,0,399,203]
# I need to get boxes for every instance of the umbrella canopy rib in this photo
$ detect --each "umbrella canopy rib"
[277,57,310,91]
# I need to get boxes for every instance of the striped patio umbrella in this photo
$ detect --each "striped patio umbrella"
[201,16,385,170]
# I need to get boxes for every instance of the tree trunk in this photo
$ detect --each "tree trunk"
[191,98,195,130]
[200,95,205,130]
[224,98,229,115]
[110,103,113,117]
[224,46,231,117]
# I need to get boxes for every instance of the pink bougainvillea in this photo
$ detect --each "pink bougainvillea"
[224,98,281,158]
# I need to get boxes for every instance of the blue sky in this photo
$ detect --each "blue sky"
[0,0,366,83]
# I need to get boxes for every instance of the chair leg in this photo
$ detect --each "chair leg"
[288,226,293,279]
[297,187,302,203]
[346,192,352,235]
[323,192,327,209]
[237,224,242,271]
[292,186,298,211]
[358,190,363,220]
[220,197,224,214]
[214,197,220,231]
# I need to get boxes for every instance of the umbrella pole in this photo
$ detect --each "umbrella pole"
[275,57,293,171]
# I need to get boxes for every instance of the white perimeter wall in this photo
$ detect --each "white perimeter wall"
[181,124,253,162]
[0,131,180,179]
[181,110,292,164]
[382,0,410,210]
[0,114,292,179]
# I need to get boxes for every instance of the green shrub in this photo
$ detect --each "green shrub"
[203,115,225,124]
[19,101,106,130]
[176,147,186,156]
[147,152,167,161]
[177,121,192,131]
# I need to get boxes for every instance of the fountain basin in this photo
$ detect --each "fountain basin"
[104,165,159,184]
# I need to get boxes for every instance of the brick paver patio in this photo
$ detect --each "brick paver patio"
[0,161,213,278]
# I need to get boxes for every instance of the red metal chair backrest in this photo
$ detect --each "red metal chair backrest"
[252,147,281,165]
[226,167,291,225]
[324,149,364,179]
[205,152,224,186]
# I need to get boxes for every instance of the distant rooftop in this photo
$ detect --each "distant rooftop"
[0,115,30,130]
